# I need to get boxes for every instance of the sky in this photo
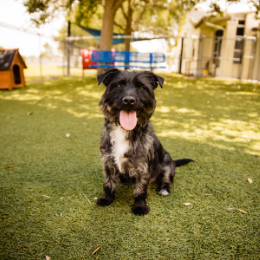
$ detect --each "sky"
[0,0,257,57]
[0,0,168,57]
[0,0,163,57]
[0,0,65,57]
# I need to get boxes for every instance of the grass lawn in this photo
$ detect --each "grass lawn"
[0,73,259,259]
[24,65,84,82]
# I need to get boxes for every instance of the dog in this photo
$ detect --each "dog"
[96,68,193,215]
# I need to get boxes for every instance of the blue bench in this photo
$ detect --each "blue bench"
[89,50,166,69]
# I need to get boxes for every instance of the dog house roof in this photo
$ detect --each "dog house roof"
[0,49,27,71]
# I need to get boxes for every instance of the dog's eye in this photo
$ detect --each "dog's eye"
[140,86,145,91]
[116,84,121,88]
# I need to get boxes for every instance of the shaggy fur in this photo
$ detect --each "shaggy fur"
[96,68,193,215]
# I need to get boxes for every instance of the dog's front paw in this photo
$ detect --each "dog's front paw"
[96,194,114,207]
[132,201,150,216]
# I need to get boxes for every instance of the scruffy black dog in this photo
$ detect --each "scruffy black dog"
[96,68,193,215]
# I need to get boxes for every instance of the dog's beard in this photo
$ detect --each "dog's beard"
[100,102,155,130]
[100,85,156,130]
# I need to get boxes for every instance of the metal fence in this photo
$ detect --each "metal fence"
[179,35,259,81]
[66,34,260,81]
[1,21,259,83]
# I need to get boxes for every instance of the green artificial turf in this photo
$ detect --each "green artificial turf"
[0,72,260,259]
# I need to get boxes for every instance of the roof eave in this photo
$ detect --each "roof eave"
[10,50,27,69]
[193,18,225,30]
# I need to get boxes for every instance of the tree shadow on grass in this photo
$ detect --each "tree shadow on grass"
[0,76,260,259]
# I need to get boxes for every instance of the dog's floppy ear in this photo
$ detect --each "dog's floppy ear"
[154,74,164,89]
[140,71,164,89]
[97,68,121,86]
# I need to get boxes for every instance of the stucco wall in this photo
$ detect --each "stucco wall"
[176,11,259,80]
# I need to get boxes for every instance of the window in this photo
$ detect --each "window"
[233,20,245,64]
[213,30,223,67]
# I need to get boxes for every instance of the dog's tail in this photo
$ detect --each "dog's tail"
[174,158,194,167]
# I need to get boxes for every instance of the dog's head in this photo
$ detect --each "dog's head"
[97,68,164,130]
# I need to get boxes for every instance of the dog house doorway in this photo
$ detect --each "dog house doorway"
[13,64,21,84]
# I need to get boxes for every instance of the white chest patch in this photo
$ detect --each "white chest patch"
[110,125,130,173]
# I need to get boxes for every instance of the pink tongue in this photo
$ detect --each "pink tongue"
[119,110,137,130]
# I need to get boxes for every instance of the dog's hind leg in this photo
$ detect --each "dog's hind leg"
[97,165,119,207]
[157,155,175,196]
[131,171,150,216]
[157,166,174,196]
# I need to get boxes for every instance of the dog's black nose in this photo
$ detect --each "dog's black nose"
[122,96,136,105]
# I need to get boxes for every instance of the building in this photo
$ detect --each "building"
[176,10,260,81]
[0,49,27,90]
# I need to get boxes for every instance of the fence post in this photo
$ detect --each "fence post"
[238,38,245,80]
[179,37,184,74]
[248,38,257,80]
[62,39,65,77]
[38,34,43,82]
[67,20,71,77]
[197,36,204,78]
[257,32,260,81]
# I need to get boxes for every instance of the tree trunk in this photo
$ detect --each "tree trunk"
[98,0,124,75]
[124,0,133,52]
[124,0,133,70]
[124,28,131,70]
